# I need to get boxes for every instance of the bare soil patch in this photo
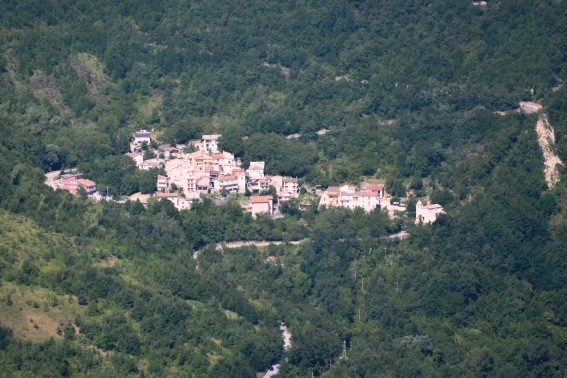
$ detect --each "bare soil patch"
[536,113,563,187]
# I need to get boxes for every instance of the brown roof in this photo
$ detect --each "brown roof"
[363,184,384,192]
[156,192,178,198]
[423,204,444,210]
[76,179,96,187]
[283,177,298,183]
[250,196,273,204]
[357,191,377,197]
[218,175,237,181]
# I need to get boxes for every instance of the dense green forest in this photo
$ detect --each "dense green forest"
[1,0,567,376]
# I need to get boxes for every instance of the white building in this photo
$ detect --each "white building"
[319,184,381,212]
[214,175,240,194]
[157,175,169,192]
[211,151,237,174]
[133,130,151,147]
[415,200,445,224]
[156,192,193,211]
[247,161,265,179]
[247,195,274,217]
[200,134,221,153]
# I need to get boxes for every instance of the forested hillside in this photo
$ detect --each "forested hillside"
[1,0,567,376]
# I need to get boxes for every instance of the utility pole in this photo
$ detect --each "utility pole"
[361,276,364,293]
[343,340,347,358]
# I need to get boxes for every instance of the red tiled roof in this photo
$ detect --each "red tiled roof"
[76,179,96,187]
[156,192,178,198]
[218,175,237,181]
[357,191,377,197]
[363,184,384,191]
[250,196,272,204]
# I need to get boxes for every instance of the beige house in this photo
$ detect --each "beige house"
[248,195,274,217]
[320,186,340,207]
[270,176,300,202]
[360,183,384,199]
[211,151,237,174]
[126,153,144,168]
[187,151,213,167]
[282,178,299,195]
[248,177,271,193]
[234,170,247,193]
[196,176,210,193]
[415,200,445,224]
[340,190,379,212]
[320,184,380,212]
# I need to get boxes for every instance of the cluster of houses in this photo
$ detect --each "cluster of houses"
[125,130,447,221]
[44,130,446,223]
[318,184,444,224]
[127,132,299,217]
[319,184,385,213]
[53,173,98,197]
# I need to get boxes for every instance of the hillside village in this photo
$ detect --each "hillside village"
[47,130,445,223]
[129,130,446,222]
